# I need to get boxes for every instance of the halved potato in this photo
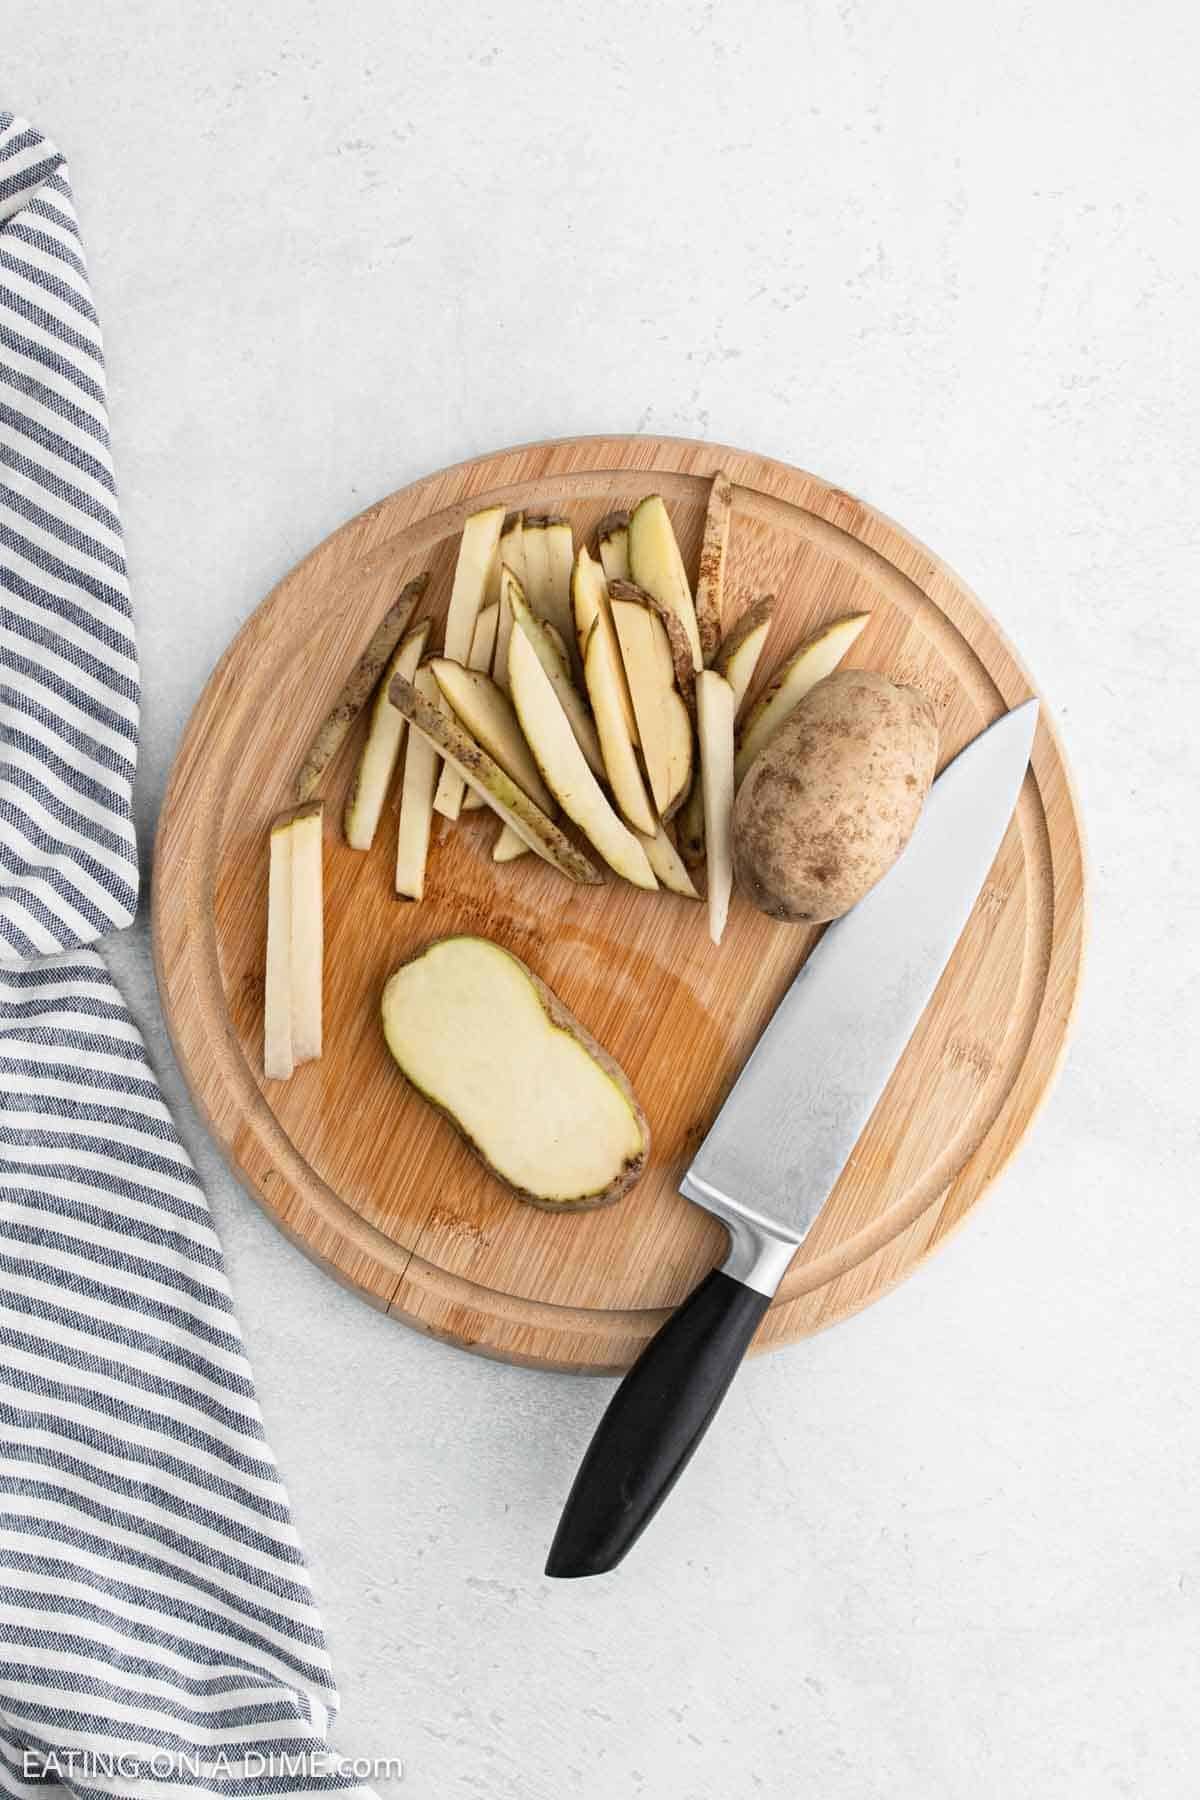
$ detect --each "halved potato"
[390,673,602,885]
[381,936,649,1209]
[734,611,871,786]
[628,494,703,670]
[696,672,735,945]
[508,602,657,890]
[714,595,775,717]
[582,618,657,835]
[344,618,431,850]
[430,659,555,814]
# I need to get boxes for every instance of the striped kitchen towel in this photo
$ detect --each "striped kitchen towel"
[1,113,367,1800]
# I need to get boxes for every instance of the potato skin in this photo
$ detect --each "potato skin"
[733,671,938,924]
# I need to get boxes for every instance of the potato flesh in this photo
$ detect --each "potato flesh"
[431,660,555,814]
[734,612,870,786]
[381,938,646,1204]
[395,668,443,899]
[628,495,703,669]
[583,619,657,835]
[344,621,430,850]
[288,806,324,1062]
[264,823,294,1080]
[696,673,735,945]
[435,506,506,819]
[493,517,526,695]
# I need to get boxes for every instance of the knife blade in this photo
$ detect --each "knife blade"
[546,698,1039,1579]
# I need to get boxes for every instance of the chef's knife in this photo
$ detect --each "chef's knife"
[546,698,1039,1579]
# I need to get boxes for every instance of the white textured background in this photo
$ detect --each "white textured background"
[7,2,1199,1795]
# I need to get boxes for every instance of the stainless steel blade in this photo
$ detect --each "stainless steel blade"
[681,699,1039,1294]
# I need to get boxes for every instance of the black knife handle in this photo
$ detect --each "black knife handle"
[544,1268,771,1578]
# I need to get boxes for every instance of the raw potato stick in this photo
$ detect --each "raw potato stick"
[264,813,294,1080]
[294,574,427,800]
[289,802,323,1063]
[627,494,703,670]
[395,666,443,900]
[694,470,733,664]
[596,511,630,583]
[492,512,526,694]
[431,661,556,814]
[344,619,431,850]
[461,603,502,811]
[635,824,701,899]
[542,518,576,666]
[697,671,736,945]
[609,596,672,815]
[434,505,506,819]
[583,617,657,835]
[390,673,603,885]
[714,595,775,718]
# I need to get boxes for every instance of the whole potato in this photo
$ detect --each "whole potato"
[733,670,938,924]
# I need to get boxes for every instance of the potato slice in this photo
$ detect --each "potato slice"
[294,574,427,800]
[461,603,503,812]
[395,666,444,900]
[264,813,295,1080]
[343,619,431,850]
[694,470,732,664]
[521,518,551,619]
[431,660,555,814]
[597,511,630,582]
[612,577,696,711]
[675,779,706,866]
[288,802,323,1062]
[508,569,605,777]
[507,602,656,890]
[714,595,775,718]
[492,513,526,694]
[381,936,649,1209]
[635,824,700,899]
[571,546,638,746]
[609,596,671,815]
[697,672,735,946]
[734,611,871,786]
[663,687,694,820]
[434,506,506,820]
[628,494,703,671]
[582,618,657,835]
[390,672,602,885]
[543,518,576,663]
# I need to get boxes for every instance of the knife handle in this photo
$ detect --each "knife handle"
[544,1268,771,1579]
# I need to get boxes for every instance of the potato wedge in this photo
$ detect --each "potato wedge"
[390,673,602,885]
[610,595,672,815]
[461,603,504,812]
[431,660,555,814]
[635,824,700,899]
[343,618,431,850]
[696,672,735,946]
[597,511,630,583]
[572,546,638,746]
[714,595,775,718]
[675,779,706,866]
[663,687,694,820]
[381,936,649,1209]
[395,666,444,900]
[294,574,427,800]
[543,517,576,662]
[612,577,697,711]
[505,569,605,777]
[582,618,657,835]
[694,470,732,664]
[628,494,703,670]
[508,604,657,890]
[734,611,871,786]
[492,513,526,694]
[435,506,507,820]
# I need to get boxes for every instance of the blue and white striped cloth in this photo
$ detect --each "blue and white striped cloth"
[1,113,365,1800]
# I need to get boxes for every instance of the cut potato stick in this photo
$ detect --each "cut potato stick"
[461,604,502,810]
[572,547,638,746]
[288,802,323,1063]
[628,494,703,670]
[507,607,656,891]
[343,618,431,850]
[390,672,603,885]
[509,569,605,777]
[583,618,657,835]
[264,813,295,1080]
[734,611,871,786]
[431,661,555,814]
[543,518,576,665]
[294,573,427,800]
[395,666,443,900]
[697,672,735,945]
[662,688,694,820]
[492,513,526,694]
[597,511,630,583]
[635,824,700,899]
[434,506,506,820]
[612,577,697,711]
[610,595,672,816]
[694,470,732,664]
[521,518,551,620]
[714,594,775,718]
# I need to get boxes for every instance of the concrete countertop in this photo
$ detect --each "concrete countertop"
[7,2,1197,1795]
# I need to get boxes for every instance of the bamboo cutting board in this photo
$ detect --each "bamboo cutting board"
[152,436,1086,1372]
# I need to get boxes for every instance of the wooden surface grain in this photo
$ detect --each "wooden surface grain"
[151,435,1086,1372]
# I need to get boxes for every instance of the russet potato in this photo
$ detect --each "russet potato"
[733,670,938,924]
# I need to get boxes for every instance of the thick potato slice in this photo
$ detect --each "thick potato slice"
[264,813,295,1081]
[430,659,555,814]
[542,518,576,662]
[611,578,697,712]
[508,601,657,890]
[696,673,735,945]
[294,574,427,800]
[583,618,657,835]
[492,513,526,695]
[714,594,775,718]
[628,494,703,670]
[509,568,605,777]
[663,687,694,820]
[435,506,507,820]
[734,611,870,787]
[288,802,324,1062]
[344,618,431,850]
[694,470,732,664]
[571,547,638,746]
[381,936,649,1209]
[395,666,444,900]
[734,670,938,924]
[460,603,504,812]
[610,594,671,812]
[390,673,602,885]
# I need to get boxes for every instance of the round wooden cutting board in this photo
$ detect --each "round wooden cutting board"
[152,436,1086,1373]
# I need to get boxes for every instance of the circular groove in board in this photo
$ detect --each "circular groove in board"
[152,436,1087,1373]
